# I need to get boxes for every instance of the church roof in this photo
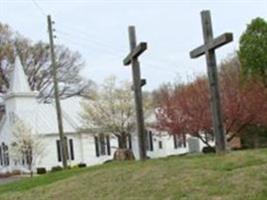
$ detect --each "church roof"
[9,57,32,94]
[0,56,95,135]
[16,103,79,135]
[2,57,85,135]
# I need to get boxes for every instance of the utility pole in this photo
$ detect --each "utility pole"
[47,15,68,168]
[123,26,147,160]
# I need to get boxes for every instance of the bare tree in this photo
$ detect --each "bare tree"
[0,22,95,101]
[10,119,45,177]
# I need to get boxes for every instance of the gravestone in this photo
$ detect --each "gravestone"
[188,137,201,153]
[113,149,135,161]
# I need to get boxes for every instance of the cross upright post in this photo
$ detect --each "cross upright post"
[190,10,233,153]
[123,26,147,160]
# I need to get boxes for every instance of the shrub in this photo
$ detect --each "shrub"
[0,172,11,178]
[37,167,47,175]
[51,166,63,172]
[202,146,216,154]
[0,170,21,178]
[78,163,87,168]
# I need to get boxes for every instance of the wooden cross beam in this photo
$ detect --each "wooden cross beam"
[190,33,233,58]
[189,10,233,153]
[131,79,146,90]
[123,42,147,65]
[123,26,147,160]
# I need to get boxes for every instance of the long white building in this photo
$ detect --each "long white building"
[0,58,204,173]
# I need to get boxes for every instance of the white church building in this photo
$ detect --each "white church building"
[0,58,206,173]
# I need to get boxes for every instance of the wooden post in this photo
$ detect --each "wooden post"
[47,15,68,168]
[190,10,233,153]
[123,26,147,160]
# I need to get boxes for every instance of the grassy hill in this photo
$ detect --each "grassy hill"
[1,149,267,200]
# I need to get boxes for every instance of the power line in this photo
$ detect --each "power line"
[57,30,123,56]
[31,0,47,16]
[56,25,181,73]
[56,31,178,75]
[54,24,180,75]
[57,25,126,52]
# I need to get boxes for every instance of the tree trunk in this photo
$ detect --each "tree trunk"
[182,134,187,147]
[118,132,128,149]
[114,132,135,161]
[29,164,33,177]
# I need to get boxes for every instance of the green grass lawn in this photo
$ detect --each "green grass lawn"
[1,149,267,200]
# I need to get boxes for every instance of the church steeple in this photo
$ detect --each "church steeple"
[9,57,31,94]
[6,56,38,98]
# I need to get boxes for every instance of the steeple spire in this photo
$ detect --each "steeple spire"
[9,56,31,94]
[5,56,38,113]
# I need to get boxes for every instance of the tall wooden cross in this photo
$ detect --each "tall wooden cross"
[123,26,147,160]
[189,10,233,153]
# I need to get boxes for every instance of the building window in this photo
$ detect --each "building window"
[99,134,106,155]
[127,134,132,150]
[56,138,74,162]
[94,134,111,157]
[0,146,2,166]
[94,136,100,157]
[146,130,154,151]
[106,136,111,155]
[56,140,62,162]
[158,141,163,149]
[2,143,9,166]
[173,135,183,149]
[69,139,75,161]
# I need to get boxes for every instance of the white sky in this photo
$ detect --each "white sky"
[1,0,267,90]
